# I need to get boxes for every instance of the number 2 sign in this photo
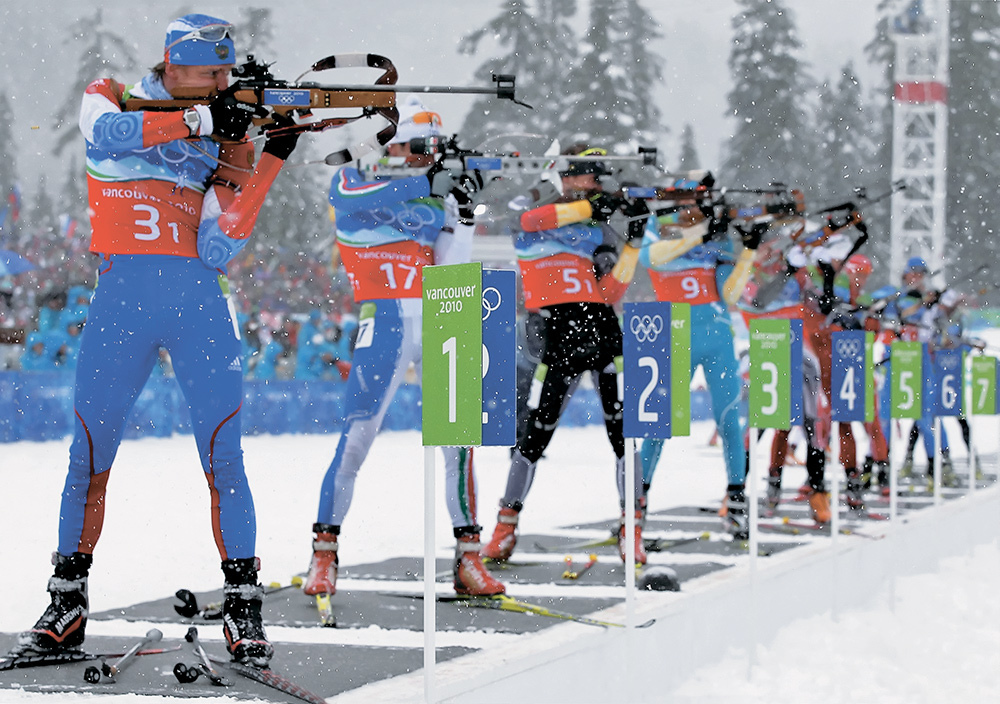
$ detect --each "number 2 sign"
[622,302,691,439]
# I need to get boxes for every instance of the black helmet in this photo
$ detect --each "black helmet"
[559,144,610,178]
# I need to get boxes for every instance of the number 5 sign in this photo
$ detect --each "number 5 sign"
[890,341,922,420]
[622,302,691,438]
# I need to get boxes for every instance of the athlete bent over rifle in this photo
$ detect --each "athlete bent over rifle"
[304,98,505,598]
[483,145,651,564]
[637,194,763,539]
[14,14,300,666]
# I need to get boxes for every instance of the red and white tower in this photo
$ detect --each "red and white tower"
[890,0,949,284]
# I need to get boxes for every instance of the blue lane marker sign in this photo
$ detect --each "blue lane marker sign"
[481,269,516,446]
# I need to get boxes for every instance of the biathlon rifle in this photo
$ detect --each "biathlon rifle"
[622,173,807,225]
[363,134,660,179]
[123,54,527,165]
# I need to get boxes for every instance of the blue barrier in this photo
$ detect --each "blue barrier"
[0,372,717,442]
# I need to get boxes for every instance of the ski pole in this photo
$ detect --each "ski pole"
[182,626,230,687]
[83,628,162,683]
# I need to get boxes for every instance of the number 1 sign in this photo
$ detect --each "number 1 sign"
[422,262,483,447]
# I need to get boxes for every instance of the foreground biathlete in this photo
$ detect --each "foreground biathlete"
[14,14,299,666]
[483,145,651,565]
[637,201,763,539]
[305,98,505,598]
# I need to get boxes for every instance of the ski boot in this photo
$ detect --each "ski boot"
[765,475,782,512]
[16,552,92,654]
[453,530,506,596]
[618,510,647,565]
[899,452,915,480]
[860,456,874,491]
[221,557,273,667]
[303,523,339,596]
[940,454,959,489]
[845,469,865,513]
[807,488,831,524]
[724,485,749,540]
[875,461,890,497]
[482,507,520,562]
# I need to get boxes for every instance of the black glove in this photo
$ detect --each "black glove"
[208,87,264,140]
[817,260,836,315]
[588,192,620,222]
[697,203,728,242]
[736,221,768,250]
[450,170,484,223]
[261,114,301,161]
[426,160,457,198]
[622,197,650,244]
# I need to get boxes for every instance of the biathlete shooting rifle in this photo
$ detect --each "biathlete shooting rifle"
[123,54,527,165]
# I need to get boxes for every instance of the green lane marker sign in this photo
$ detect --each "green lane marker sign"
[890,341,922,420]
[971,355,997,416]
[422,262,482,446]
[670,303,691,437]
[749,318,791,429]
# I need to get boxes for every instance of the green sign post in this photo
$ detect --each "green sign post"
[670,303,691,437]
[749,319,791,429]
[890,341,922,420]
[971,355,997,416]
[422,262,482,446]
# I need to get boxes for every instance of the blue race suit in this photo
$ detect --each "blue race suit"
[59,72,283,560]
[316,168,478,530]
[637,219,746,488]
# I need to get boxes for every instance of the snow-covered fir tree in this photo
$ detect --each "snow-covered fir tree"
[52,9,139,156]
[861,0,907,280]
[459,0,576,148]
[0,91,17,200]
[676,124,701,172]
[946,0,1000,303]
[558,0,664,156]
[722,0,813,191]
[812,63,874,200]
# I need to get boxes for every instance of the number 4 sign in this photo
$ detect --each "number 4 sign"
[831,330,875,422]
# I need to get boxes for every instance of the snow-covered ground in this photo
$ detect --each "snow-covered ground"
[2,415,999,702]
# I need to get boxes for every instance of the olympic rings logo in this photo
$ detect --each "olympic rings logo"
[370,203,442,233]
[482,286,502,321]
[835,337,862,360]
[630,314,664,343]
[939,354,959,371]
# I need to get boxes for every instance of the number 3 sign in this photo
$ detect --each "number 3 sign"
[748,318,803,429]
